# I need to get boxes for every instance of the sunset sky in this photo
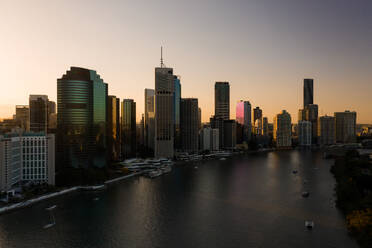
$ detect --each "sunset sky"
[0,0,371,123]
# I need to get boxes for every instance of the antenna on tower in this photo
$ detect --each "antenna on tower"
[160,46,164,68]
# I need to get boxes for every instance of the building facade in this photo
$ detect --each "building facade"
[335,111,357,143]
[318,116,336,145]
[223,120,237,150]
[304,78,313,107]
[236,100,252,142]
[15,105,30,131]
[298,121,312,146]
[174,76,181,150]
[0,135,22,191]
[29,95,48,133]
[121,99,136,159]
[107,96,121,161]
[180,98,199,153]
[274,110,292,148]
[215,82,230,120]
[144,89,155,151]
[57,67,108,170]
[155,67,174,158]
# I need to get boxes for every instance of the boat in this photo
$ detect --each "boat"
[219,157,227,161]
[194,166,198,169]
[161,165,172,173]
[305,221,314,229]
[93,197,100,201]
[302,191,310,198]
[148,169,162,178]
[46,205,57,211]
[43,223,55,229]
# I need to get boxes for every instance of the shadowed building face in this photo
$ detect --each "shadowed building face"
[304,79,313,108]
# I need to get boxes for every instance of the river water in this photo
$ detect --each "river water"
[0,150,358,248]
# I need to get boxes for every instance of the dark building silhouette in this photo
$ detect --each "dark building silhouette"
[215,82,230,120]
[121,99,136,158]
[210,116,224,149]
[174,75,181,150]
[107,96,121,161]
[15,105,29,131]
[223,120,237,149]
[57,67,108,170]
[180,98,198,153]
[29,95,48,133]
[303,79,313,108]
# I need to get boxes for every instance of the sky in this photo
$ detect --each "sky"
[0,0,371,123]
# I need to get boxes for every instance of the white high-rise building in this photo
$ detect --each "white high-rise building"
[298,121,312,146]
[200,127,220,151]
[274,110,292,148]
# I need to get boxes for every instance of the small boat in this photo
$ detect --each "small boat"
[305,221,314,229]
[43,223,55,229]
[302,191,310,198]
[194,166,198,169]
[46,205,57,211]
[292,170,298,174]
[219,157,227,161]
[161,165,172,173]
[148,169,162,178]
[93,197,100,201]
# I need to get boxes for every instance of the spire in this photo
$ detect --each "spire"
[160,46,164,67]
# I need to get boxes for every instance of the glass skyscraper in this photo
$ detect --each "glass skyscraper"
[174,75,181,150]
[57,67,108,170]
[121,99,136,159]
[214,82,230,120]
[304,79,314,108]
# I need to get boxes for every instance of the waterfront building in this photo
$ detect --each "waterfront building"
[274,110,292,148]
[15,105,29,131]
[180,98,199,153]
[335,111,357,143]
[223,120,237,150]
[174,76,181,150]
[29,95,48,133]
[236,100,252,142]
[215,82,230,120]
[0,135,21,192]
[21,133,55,185]
[200,126,219,151]
[304,78,313,108]
[121,99,136,158]
[155,65,174,158]
[254,119,263,135]
[298,121,312,146]
[107,96,121,161]
[210,116,224,149]
[305,104,318,144]
[198,107,202,131]
[57,67,108,169]
[263,117,268,136]
[318,115,336,145]
[144,89,155,151]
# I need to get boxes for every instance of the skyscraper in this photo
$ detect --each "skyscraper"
[174,75,181,150]
[155,65,174,158]
[223,120,237,149]
[263,117,269,137]
[198,107,202,131]
[318,115,336,145]
[253,107,263,135]
[305,104,318,143]
[29,95,48,133]
[236,100,252,142]
[215,82,230,120]
[107,95,120,161]
[15,105,29,131]
[335,111,357,143]
[121,99,136,159]
[304,78,314,108]
[210,116,224,149]
[144,89,155,151]
[57,67,108,169]
[274,110,292,148]
[180,98,199,153]
[298,121,312,146]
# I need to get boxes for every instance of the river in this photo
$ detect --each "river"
[0,150,358,248]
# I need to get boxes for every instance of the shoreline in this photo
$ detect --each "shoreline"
[0,171,143,216]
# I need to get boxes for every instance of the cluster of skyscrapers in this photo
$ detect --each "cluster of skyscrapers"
[0,51,359,191]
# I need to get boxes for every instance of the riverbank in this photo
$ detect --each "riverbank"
[330,151,372,248]
[0,171,142,215]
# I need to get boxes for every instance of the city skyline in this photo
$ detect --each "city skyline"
[1,0,371,123]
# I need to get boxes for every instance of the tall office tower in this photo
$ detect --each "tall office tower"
[303,78,313,108]
[122,99,136,159]
[144,89,155,151]
[21,133,55,186]
[57,67,108,170]
[180,98,199,153]
[139,114,145,146]
[47,101,57,132]
[198,107,202,131]
[48,101,56,115]
[174,75,181,150]
[305,104,318,143]
[15,105,29,131]
[298,121,312,146]
[318,116,336,145]
[215,82,230,120]
[253,106,263,134]
[29,95,48,133]
[274,110,292,148]
[335,111,357,143]
[263,117,269,136]
[236,100,252,142]
[155,56,175,158]
[298,109,306,122]
[107,96,121,161]
[0,135,21,191]
[223,120,237,149]
[210,116,224,149]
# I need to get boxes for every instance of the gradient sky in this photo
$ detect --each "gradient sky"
[1,0,371,123]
